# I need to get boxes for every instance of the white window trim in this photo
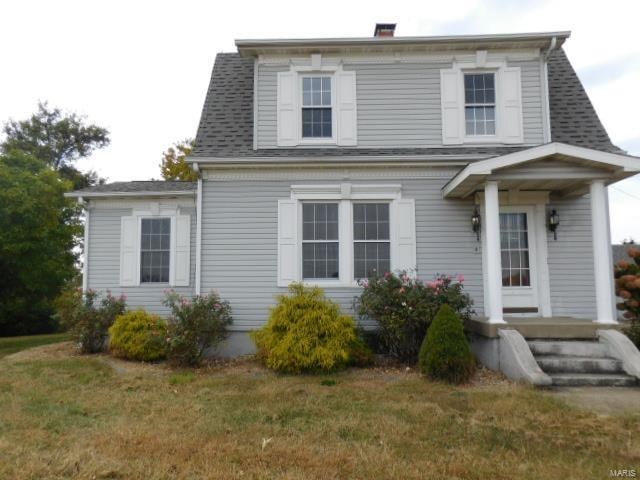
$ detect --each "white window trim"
[298,74,337,145]
[290,63,342,147]
[448,57,520,144]
[291,183,402,287]
[131,206,181,287]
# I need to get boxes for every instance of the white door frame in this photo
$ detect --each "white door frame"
[477,191,552,318]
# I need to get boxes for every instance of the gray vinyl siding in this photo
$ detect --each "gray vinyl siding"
[86,206,196,315]
[256,59,544,148]
[200,173,484,331]
[546,195,597,318]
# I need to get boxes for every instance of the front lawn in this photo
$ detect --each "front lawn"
[0,342,638,479]
[0,333,69,359]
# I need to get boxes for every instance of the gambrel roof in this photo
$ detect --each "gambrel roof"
[191,48,621,160]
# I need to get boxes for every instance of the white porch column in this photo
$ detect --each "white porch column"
[590,180,617,324]
[482,181,505,323]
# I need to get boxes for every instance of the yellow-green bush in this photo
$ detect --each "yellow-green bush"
[108,310,168,362]
[252,283,368,373]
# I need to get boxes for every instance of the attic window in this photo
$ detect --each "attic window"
[301,76,332,138]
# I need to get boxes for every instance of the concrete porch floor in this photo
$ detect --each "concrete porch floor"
[466,316,622,339]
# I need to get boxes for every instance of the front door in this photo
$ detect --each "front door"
[500,207,539,314]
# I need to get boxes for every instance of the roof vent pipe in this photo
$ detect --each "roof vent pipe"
[374,23,396,37]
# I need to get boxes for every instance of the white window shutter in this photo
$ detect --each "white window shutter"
[276,71,297,146]
[172,215,191,287]
[277,199,298,287]
[440,69,463,145]
[336,70,357,146]
[391,199,417,276]
[119,216,138,286]
[500,67,523,144]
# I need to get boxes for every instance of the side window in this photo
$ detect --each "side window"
[302,203,339,279]
[140,218,171,283]
[301,76,332,138]
[464,73,496,136]
[353,203,391,279]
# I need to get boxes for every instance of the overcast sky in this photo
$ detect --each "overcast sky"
[1,0,639,241]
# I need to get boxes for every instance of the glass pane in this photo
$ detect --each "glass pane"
[378,221,390,240]
[521,269,531,286]
[501,251,509,269]
[502,269,510,287]
[141,219,151,235]
[303,90,311,106]
[510,251,521,269]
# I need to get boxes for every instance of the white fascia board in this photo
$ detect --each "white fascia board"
[442,142,640,197]
[64,190,196,199]
[186,154,486,166]
[235,31,570,55]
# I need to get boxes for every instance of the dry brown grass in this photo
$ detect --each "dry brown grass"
[0,342,638,479]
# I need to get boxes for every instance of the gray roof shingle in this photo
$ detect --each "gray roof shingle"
[192,47,621,159]
[547,48,621,153]
[68,181,196,196]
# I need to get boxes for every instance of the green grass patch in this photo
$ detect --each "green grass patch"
[0,333,69,359]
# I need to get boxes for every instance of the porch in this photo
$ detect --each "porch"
[465,316,622,339]
[443,142,640,327]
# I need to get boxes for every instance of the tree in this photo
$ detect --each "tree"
[0,151,81,335]
[2,102,109,189]
[160,138,198,181]
[614,248,640,347]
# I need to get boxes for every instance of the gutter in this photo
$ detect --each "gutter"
[64,190,196,199]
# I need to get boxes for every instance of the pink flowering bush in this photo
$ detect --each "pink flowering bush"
[57,289,128,353]
[162,290,233,366]
[355,271,473,363]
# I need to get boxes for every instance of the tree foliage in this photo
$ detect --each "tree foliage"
[159,138,198,181]
[0,151,81,335]
[2,102,109,189]
[614,248,640,347]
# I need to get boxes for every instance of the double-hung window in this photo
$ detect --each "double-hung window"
[301,77,332,138]
[140,218,171,283]
[353,203,391,279]
[302,203,339,279]
[464,73,496,136]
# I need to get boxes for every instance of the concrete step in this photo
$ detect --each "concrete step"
[528,340,609,357]
[550,373,637,387]
[536,355,623,374]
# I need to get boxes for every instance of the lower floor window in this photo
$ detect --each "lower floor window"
[353,203,391,279]
[140,217,170,283]
[302,203,339,279]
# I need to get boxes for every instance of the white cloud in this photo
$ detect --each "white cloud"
[1,0,639,238]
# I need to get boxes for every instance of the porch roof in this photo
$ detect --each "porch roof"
[442,142,640,199]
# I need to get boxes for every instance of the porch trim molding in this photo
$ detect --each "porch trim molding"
[442,142,640,198]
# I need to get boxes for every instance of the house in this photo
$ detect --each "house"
[67,25,640,386]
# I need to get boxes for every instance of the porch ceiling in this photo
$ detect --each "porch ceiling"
[443,142,640,199]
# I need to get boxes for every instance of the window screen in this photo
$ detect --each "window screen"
[302,77,332,138]
[464,73,496,136]
[353,203,391,279]
[302,203,339,279]
[140,218,170,283]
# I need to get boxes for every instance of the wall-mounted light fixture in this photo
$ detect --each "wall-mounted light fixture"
[548,209,560,240]
[471,208,481,241]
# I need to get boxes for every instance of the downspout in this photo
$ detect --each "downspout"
[78,197,90,293]
[193,162,203,296]
[541,36,557,143]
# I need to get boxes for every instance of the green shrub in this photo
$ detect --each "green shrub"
[163,290,233,367]
[418,304,475,384]
[61,289,127,353]
[253,283,368,373]
[108,310,168,361]
[356,272,474,363]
